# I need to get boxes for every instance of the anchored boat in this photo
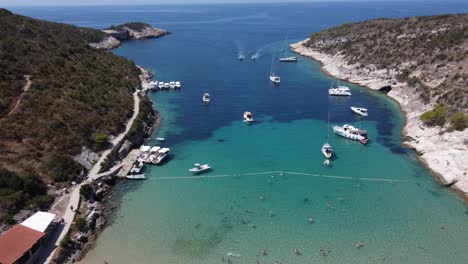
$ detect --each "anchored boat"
[202,92,211,103]
[189,163,211,174]
[333,124,368,144]
[153,147,171,164]
[269,55,281,83]
[351,106,368,117]
[125,174,146,180]
[328,80,351,96]
[322,112,333,159]
[243,111,254,122]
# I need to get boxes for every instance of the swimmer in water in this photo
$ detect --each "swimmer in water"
[262,249,267,256]
[294,248,302,255]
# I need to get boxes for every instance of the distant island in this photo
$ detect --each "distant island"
[89,22,169,49]
[0,8,164,229]
[291,13,468,198]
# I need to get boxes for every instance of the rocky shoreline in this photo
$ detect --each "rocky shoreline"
[291,40,468,199]
[89,23,169,50]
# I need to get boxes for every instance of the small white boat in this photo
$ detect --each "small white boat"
[125,174,146,180]
[169,81,176,89]
[279,56,297,62]
[333,124,368,144]
[156,137,165,142]
[251,53,259,60]
[149,81,158,86]
[351,106,368,117]
[164,82,170,88]
[321,143,333,158]
[238,53,245,60]
[158,82,165,89]
[130,161,144,174]
[175,81,181,88]
[269,74,280,84]
[202,93,211,103]
[189,163,211,174]
[243,111,254,122]
[153,147,171,164]
[329,86,351,96]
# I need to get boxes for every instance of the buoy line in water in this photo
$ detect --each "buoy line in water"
[149,170,406,183]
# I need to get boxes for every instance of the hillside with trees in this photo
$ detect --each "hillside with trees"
[0,9,145,219]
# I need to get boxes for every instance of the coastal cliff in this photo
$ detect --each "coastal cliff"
[89,22,169,49]
[291,13,468,198]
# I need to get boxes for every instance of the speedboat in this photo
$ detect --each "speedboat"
[351,106,368,117]
[321,143,333,158]
[329,86,351,96]
[279,56,297,62]
[269,74,280,84]
[153,147,171,164]
[164,82,170,88]
[169,81,176,89]
[130,161,144,174]
[243,111,254,122]
[125,174,146,180]
[156,137,165,142]
[189,163,211,174]
[202,93,210,103]
[333,124,368,144]
[175,81,181,88]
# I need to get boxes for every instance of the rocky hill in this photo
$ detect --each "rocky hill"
[291,13,468,198]
[0,9,159,219]
[89,22,169,49]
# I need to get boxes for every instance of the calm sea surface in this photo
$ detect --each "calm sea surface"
[11,2,468,263]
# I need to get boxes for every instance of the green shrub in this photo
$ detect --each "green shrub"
[420,104,447,126]
[79,184,94,199]
[75,217,87,232]
[60,233,72,248]
[48,154,82,182]
[450,112,468,131]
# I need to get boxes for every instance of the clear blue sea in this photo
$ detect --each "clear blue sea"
[10,2,468,263]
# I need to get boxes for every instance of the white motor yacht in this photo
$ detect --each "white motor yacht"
[333,124,368,144]
[279,56,297,62]
[164,82,170,88]
[158,82,165,89]
[351,106,368,117]
[329,86,351,96]
[189,163,211,174]
[169,81,176,89]
[153,147,171,164]
[130,161,144,174]
[202,93,211,103]
[243,111,254,122]
[269,74,281,84]
[125,174,146,180]
[175,81,181,88]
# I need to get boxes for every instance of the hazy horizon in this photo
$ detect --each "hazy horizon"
[1,0,434,7]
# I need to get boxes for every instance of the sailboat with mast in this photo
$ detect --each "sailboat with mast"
[269,55,281,84]
[279,35,297,62]
[321,112,333,159]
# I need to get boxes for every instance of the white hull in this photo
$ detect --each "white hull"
[270,75,280,83]
[321,143,333,158]
[351,107,368,117]
[126,174,146,180]
[333,124,368,144]
[279,56,297,62]
[189,164,211,174]
[329,86,351,96]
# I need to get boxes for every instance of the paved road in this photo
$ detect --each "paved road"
[43,90,141,263]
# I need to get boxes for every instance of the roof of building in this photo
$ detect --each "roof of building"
[20,211,56,232]
[0,225,45,264]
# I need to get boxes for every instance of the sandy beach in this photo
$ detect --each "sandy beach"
[291,40,468,199]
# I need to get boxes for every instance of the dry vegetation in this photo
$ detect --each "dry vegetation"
[305,13,468,128]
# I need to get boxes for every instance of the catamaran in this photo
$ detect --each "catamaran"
[189,163,211,174]
[202,92,211,103]
[243,111,254,122]
[333,124,368,144]
[269,55,280,84]
[351,106,368,117]
[328,80,351,96]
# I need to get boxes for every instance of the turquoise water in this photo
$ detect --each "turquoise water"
[12,2,468,263]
